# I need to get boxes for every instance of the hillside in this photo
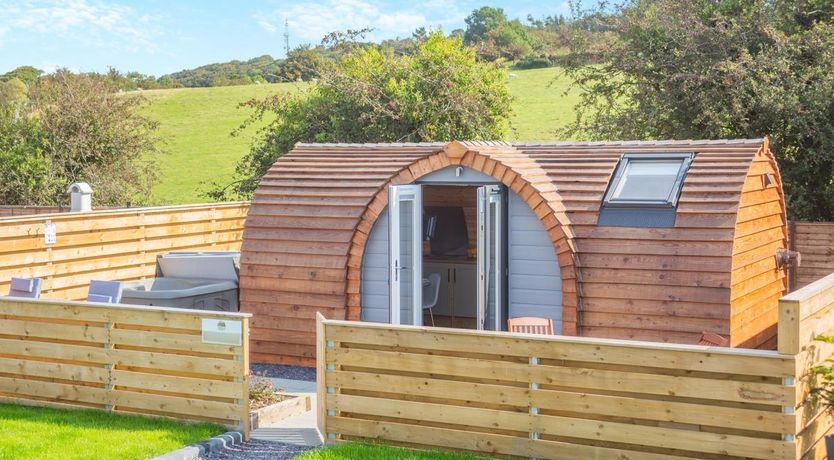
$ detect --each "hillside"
[142,67,578,204]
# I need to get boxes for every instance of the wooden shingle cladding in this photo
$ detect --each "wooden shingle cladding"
[518,139,787,346]
[241,138,789,365]
[729,139,788,349]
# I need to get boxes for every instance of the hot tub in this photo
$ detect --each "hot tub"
[120,277,238,311]
[119,251,240,312]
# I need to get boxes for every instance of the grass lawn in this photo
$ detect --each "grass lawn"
[507,67,579,140]
[295,442,495,459]
[139,82,302,204]
[0,403,225,460]
[140,67,579,205]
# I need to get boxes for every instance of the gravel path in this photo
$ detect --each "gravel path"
[200,364,320,459]
[199,439,315,460]
[250,364,316,382]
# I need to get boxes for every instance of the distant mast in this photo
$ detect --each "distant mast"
[283,19,290,55]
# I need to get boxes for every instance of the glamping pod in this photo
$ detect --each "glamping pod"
[240,139,788,366]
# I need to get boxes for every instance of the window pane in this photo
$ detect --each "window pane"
[612,160,682,201]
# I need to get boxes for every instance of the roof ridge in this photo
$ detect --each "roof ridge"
[294,138,765,149]
[512,138,765,147]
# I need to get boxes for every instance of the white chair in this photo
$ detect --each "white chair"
[87,280,123,303]
[422,273,441,326]
[8,277,43,299]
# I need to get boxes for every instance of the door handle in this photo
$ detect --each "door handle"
[453,268,457,283]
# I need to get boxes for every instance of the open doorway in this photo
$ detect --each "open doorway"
[388,181,508,331]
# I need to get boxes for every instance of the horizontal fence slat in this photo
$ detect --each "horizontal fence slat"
[110,348,242,377]
[329,393,792,459]
[0,318,108,343]
[112,369,244,400]
[327,347,795,406]
[110,328,242,356]
[328,416,701,460]
[110,389,242,422]
[0,337,110,364]
[0,356,108,384]
[0,376,108,405]
[327,370,793,434]
[325,322,794,377]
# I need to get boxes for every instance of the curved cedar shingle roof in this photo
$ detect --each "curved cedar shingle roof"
[241,138,787,365]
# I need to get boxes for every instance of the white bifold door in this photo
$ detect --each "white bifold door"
[389,185,423,325]
[477,185,507,331]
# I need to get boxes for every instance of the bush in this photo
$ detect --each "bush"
[514,55,553,69]
[563,1,834,221]
[249,377,287,410]
[210,32,512,200]
[0,70,161,206]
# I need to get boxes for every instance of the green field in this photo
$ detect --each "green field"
[141,67,578,204]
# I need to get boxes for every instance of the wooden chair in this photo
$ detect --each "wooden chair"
[698,331,729,347]
[507,317,554,335]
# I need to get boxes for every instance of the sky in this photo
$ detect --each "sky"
[0,0,573,77]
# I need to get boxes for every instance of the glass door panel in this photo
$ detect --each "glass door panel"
[477,185,507,331]
[389,185,423,325]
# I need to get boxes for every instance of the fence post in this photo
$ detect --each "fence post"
[103,319,114,412]
[239,317,251,439]
[529,355,540,460]
[778,298,801,355]
[316,313,330,443]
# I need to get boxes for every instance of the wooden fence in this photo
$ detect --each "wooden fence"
[316,271,834,459]
[0,297,250,434]
[792,222,834,289]
[0,205,65,217]
[0,202,248,300]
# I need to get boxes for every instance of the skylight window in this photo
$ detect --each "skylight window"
[603,153,694,208]
[598,152,695,228]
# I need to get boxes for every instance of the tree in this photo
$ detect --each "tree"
[464,7,508,44]
[1,70,162,206]
[211,32,512,199]
[0,78,28,106]
[0,107,51,205]
[1,66,42,85]
[563,0,834,221]
[275,46,328,81]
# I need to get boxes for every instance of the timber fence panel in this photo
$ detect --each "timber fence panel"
[317,314,797,460]
[791,222,834,289]
[0,297,250,435]
[779,272,834,459]
[0,202,249,299]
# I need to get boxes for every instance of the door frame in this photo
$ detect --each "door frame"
[477,184,508,331]
[388,184,423,326]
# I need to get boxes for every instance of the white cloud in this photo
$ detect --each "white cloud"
[0,0,161,53]
[255,0,444,46]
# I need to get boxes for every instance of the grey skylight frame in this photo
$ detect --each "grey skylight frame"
[602,152,695,209]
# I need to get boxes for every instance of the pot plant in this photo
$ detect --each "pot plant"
[248,376,311,430]
[810,336,834,458]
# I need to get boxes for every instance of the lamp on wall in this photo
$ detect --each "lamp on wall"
[776,248,801,269]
